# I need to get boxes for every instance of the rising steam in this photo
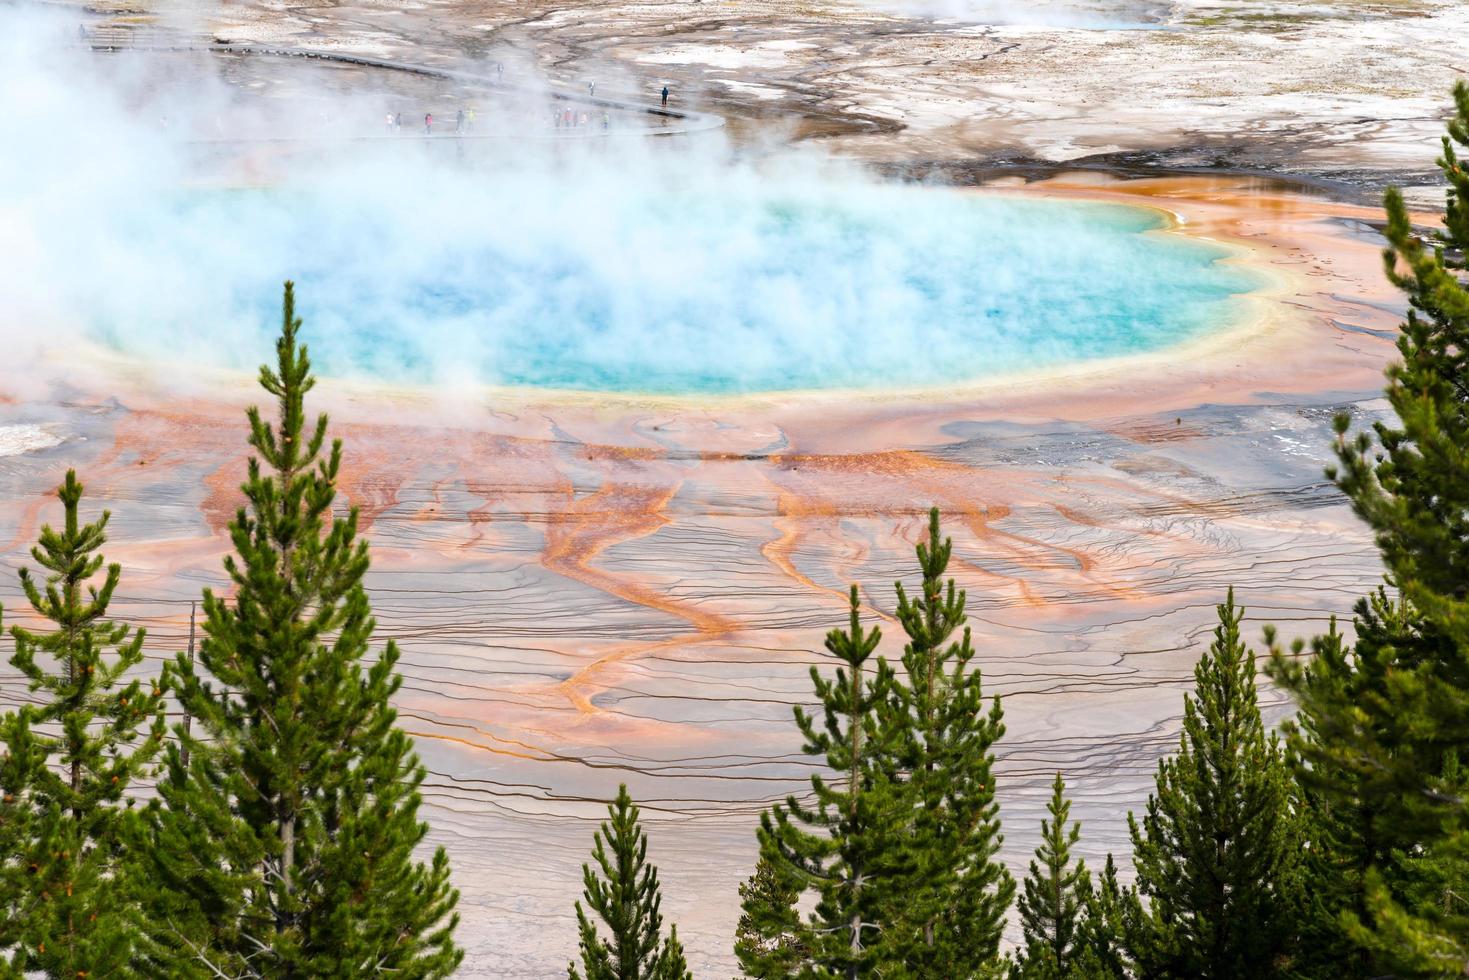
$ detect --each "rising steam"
[1,8,1248,396]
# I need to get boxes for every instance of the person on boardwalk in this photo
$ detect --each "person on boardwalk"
[455,108,465,133]
[425,112,433,134]
[394,111,403,131]
[661,85,669,108]
[496,62,504,83]
[468,107,476,131]
[588,81,596,98]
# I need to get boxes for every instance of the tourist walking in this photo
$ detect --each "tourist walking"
[395,112,403,131]
[425,112,433,134]
[661,85,669,108]
[588,81,596,98]
[496,62,504,83]
[456,108,465,133]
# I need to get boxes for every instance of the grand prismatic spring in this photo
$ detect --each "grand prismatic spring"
[1,0,1463,973]
[68,189,1263,393]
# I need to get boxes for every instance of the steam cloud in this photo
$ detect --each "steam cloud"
[2,7,1246,396]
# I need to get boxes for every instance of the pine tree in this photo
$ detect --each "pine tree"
[883,508,1012,976]
[1353,750,1469,976]
[1267,80,1469,977]
[661,927,691,979]
[1126,590,1301,979]
[733,853,806,977]
[134,282,461,977]
[1012,773,1091,979]
[0,470,165,976]
[568,784,691,980]
[0,693,45,976]
[757,585,908,977]
[1077,855,1131,979]
[1267,594,1425,977]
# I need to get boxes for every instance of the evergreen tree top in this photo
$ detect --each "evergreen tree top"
[1014,773,1090,978]
[894,508,962,648]
[570,784,690,980]
[250,279,327,481]
[8,468,163,820]
[754,511,1011,978]
[1336,80,1469,617]
[1,468,165,975]
[757,583,908,976]
[733,853,806,978]
[23,470,109,594]
[136,282,460,977]
[882,508,1011,976]
[799,585,886,793]
[1128,591,1301,979]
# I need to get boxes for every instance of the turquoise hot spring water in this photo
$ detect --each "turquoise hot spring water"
[71,177,1262,395]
